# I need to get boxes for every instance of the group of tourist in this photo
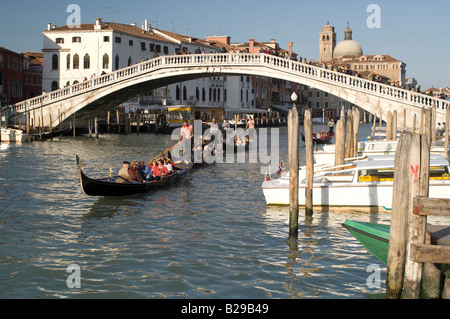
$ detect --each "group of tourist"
[116,157,176,184]
[436,122,447,136]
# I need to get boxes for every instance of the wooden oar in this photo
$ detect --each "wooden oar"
[146,135,193,166]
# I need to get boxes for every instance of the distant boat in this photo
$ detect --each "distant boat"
[33,124,72,141]
[301,126,335,145]
[342,219,390,265]
[1,128,32,143]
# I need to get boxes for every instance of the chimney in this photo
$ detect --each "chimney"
[130,23,137,27]
[144,19,148,32]
[288,42,293,55]
[249,39,255,47]
[95,18,102,30]
[270,39,276,43]
[47,23,52,31]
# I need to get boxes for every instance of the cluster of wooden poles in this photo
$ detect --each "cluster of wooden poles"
[287,104,450,298]
[287,105,362,237]
[387,107,450,299]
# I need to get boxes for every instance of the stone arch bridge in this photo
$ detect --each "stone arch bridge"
[6,53,449,130]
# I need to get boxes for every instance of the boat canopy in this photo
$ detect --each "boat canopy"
[356,154,449,170]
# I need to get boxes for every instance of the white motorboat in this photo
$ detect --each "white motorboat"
[1,128,32,143]
[313,139,448,165]
[262,154,450,212]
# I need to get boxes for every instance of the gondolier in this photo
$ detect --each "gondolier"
[179,120,194,142]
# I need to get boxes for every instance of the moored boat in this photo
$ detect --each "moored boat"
[262,154,450,212]
[342,219,390,265]
[1,128,32,143]
[76,155,193,196]
[314,139,449,165]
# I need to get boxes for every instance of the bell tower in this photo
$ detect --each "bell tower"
[319,22,336,63]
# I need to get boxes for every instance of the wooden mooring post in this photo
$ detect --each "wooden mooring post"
[386,131,413,299]
[304,109,313,217]
[288,105,299,237]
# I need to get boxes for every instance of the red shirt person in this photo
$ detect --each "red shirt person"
[152,160,169,179]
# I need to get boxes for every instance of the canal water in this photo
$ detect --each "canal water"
[0,123,446,299]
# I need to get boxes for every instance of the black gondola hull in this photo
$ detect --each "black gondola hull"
[76,155,191,197]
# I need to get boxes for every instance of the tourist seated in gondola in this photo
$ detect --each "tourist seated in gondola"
[116,161,135,183]
[130,161,143,182]
[138,161,152,181]
[163,158,174,173]
[152,160,169,180]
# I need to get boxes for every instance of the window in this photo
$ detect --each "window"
[164,46,169,54]
[84,54,90,69]
[51,81,59,91]
[103,54,109,69]
[141,42,146,51]
[196,87,199,101]
[73,54,79,69]
[129,40,133,46]
[128,56,132,66]
[183,86,187,101]
[176,85,180,100]
[150,44,155,52]
[115,55,119,70]
[104,36,110,42]
[56,38,64,44]
[66,54,71,69]
[72,37,81,43]
[52,54,59,70]
[115,37,121,43]
[202,88,206,102]
[156,45,161,53]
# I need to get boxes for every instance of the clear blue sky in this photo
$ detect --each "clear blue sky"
[1,0,449,89]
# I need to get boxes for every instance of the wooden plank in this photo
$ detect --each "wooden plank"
[428,225,450,246]
[410,244,450,263]
[413,197,450,216]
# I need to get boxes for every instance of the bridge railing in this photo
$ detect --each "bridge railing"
[7,53,449,116]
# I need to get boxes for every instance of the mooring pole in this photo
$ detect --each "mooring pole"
[304,109,313,217]
[386,131,413,299]
[288,93,299,237]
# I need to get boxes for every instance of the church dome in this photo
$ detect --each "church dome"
[333,26,363,59]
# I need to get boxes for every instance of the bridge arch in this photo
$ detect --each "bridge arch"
[7,53,449,129]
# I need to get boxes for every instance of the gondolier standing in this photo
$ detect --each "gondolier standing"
[179,120,194,142]
[178,120,194,163]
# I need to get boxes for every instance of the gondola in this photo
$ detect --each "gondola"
[33,124,73,141]
[76,155,193,197]
[301,128,335,145]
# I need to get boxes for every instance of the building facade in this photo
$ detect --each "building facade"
[0,47,25,105]
[42,19,299,116]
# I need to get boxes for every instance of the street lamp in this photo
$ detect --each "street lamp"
[291,92,298,110]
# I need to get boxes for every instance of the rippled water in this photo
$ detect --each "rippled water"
[1,123,442,299]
